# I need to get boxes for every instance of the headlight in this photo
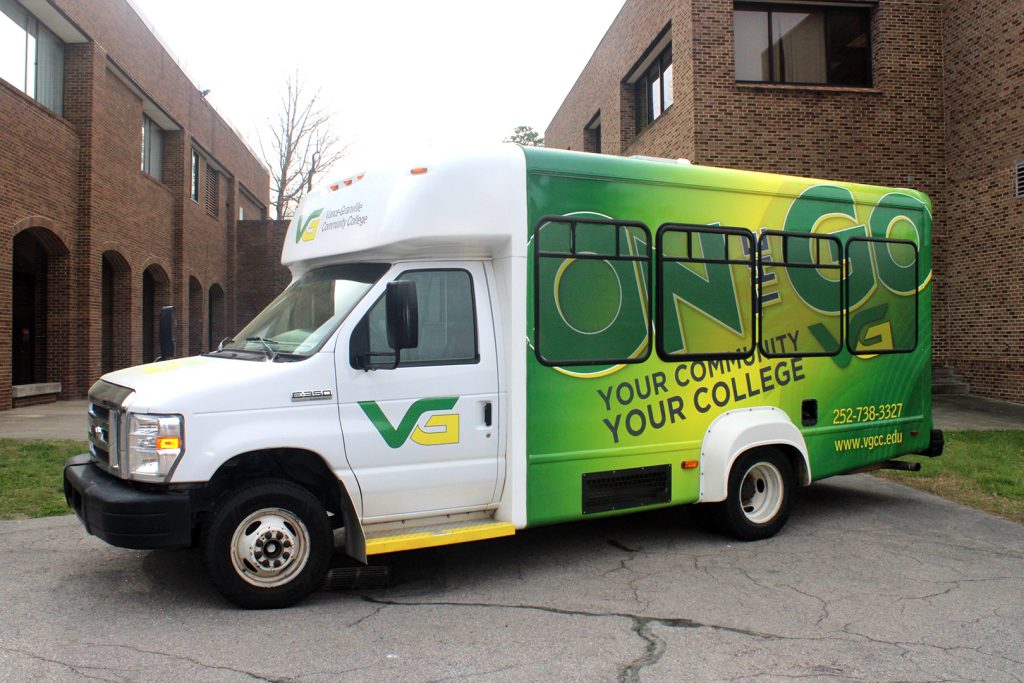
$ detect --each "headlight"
[127,414,184,482]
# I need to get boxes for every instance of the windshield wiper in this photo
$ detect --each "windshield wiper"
[246,336,278,361]
[218,336,234,351]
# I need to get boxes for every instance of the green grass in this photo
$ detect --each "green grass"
[0,439,87,519]
[877,430,1024,524]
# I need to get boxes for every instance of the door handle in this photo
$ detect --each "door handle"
[484,402,492,427]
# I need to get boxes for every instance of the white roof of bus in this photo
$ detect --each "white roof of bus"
[281,145,528,272]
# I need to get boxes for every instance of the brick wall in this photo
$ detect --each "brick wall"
[939,0,1024,401]
[0,0,270,410]
[0,81,80,409]
[546,0,1024,403]
[235,220,292,329]
[546,0,696,161]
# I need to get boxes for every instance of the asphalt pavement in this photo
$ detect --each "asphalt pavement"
[1,395,1021,680]
[1,474,1022,682]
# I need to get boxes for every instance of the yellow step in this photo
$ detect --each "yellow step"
[364,520,515,555]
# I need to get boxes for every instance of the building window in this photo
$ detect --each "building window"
[633,43,672,135]
[141,115,163,181]
[584,112,602,153]
[0,0,64,114]
[205,166,219,216]
[190,149,201,202]
[734,3,871,86]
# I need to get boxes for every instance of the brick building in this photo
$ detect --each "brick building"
[546,0,1024,403]
[1,0,290,410]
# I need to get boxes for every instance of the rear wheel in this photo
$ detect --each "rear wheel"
[203,479,332,609]
[703,449,794,541]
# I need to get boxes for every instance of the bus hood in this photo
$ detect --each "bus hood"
[98,354,338,415]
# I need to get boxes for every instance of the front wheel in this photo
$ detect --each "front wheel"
[703,449,794,541]
[203,479,333,609]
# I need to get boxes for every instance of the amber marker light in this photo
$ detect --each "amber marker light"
[157,437,181,450]
[410,167,428,175]
[681,460,699,469]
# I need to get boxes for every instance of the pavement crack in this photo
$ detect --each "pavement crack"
[82,641,275,681]
[347,603,386,628]
[619,618,666,683]
[0,645,124,683]
[608,539,639,553]
[360,594,811,681]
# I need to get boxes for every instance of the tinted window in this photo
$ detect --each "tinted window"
[355,269,478,367]
[734,3,871,87]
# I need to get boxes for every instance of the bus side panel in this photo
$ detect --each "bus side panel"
[523,159,933,527]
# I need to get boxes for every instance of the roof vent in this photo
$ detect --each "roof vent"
[1016,161,1024,198]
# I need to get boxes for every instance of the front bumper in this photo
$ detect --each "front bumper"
[63,454,192,549]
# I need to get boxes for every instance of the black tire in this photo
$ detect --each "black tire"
[202,478,333,609]
[706,449,794,542]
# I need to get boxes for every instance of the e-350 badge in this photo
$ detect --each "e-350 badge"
[291,389,333,402]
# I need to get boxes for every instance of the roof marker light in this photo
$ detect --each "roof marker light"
[343,178,353,186]
[411,167,428,175]
[329,183,339,191]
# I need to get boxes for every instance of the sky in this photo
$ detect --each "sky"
[128,0,625,172]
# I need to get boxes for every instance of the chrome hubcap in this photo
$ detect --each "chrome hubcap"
[230,508,310,588]
[739,462,783,524]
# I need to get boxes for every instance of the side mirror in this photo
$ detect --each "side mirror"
[158,305,176,360]
[386,281,418,351]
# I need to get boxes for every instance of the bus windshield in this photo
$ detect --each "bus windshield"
[217,263,389,359]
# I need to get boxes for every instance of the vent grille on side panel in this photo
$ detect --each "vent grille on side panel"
[1016,161,1024,199]
[582,465,671,514]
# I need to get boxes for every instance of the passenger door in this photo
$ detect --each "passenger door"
[337,263,500,520]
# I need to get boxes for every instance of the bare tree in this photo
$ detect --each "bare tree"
[260,74,349,220]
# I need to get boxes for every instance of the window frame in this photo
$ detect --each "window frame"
[584,111,602,154]
[0,0,64,114]
[533,215,653,368]
[350,267,481,370]
[634,43,673,135]
[190,148,201,203]
[655,223,757,362]
[141,115,163,181]
[844,236,919,355]
[733,2,873,88]
[756,230,844,358]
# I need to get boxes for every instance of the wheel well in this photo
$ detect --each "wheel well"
[765,444,810,486]
[200,449,348,529]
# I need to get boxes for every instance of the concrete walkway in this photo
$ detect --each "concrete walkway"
[0,394,1021,442]
[0,400,88,441]
[933,393,1024,430]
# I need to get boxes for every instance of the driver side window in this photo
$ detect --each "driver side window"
[351,269,479,367]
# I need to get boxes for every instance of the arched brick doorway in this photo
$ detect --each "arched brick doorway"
[208,283,226,351]
[101,251,131,374]
[142,264,171,364]
[11,226,70,389]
